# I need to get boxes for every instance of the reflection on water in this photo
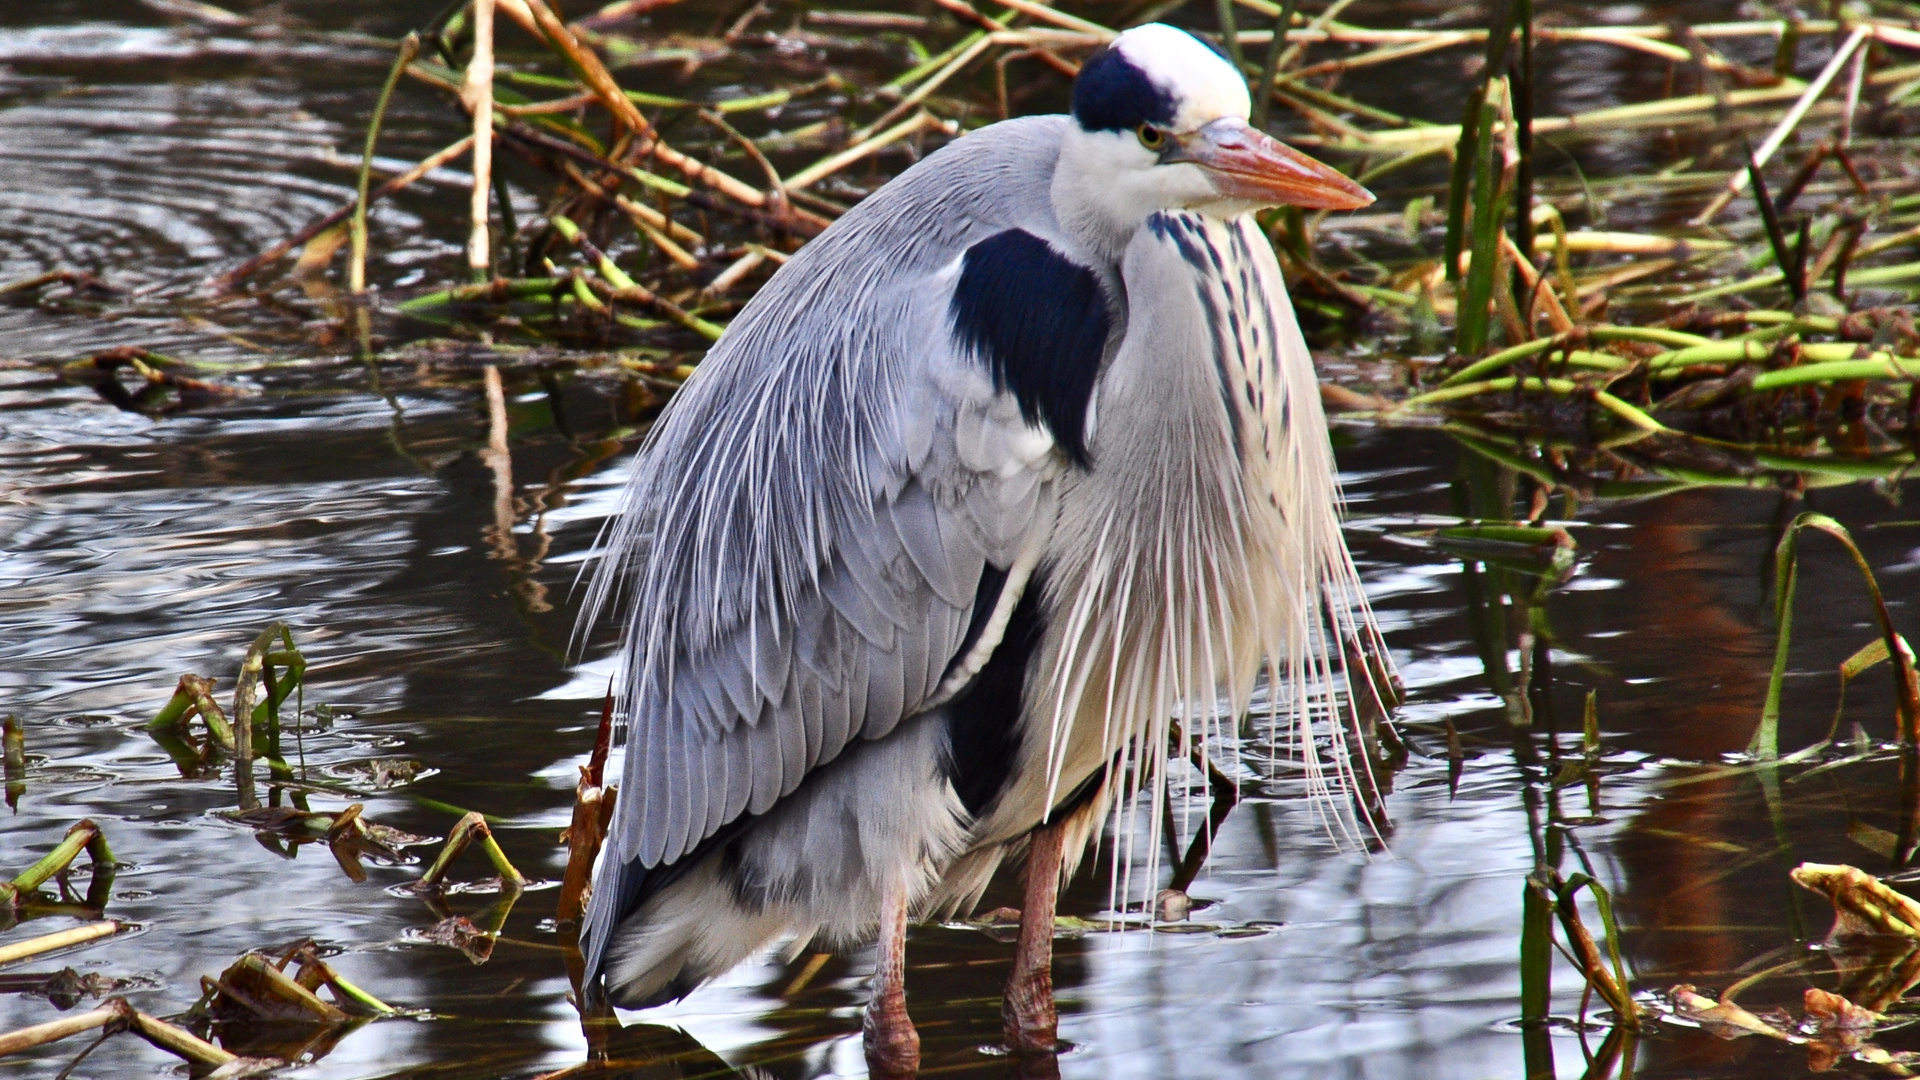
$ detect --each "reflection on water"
[5,3,1920,1078]
[10,370,1919,1077]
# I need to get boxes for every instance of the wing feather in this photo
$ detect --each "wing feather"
[888,482,974,608]
[820,554,899,649]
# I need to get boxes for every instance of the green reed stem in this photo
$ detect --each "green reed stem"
[1520,873,1553,1025]
[1445,0,1518,286]
[1249,0,1297,129]
[1456,87,1504,355]
[1216,0,1245,76]
[351,32,422,295]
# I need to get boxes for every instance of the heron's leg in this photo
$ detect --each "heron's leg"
[863,883,920,1077]
[1003,815,1065,1054]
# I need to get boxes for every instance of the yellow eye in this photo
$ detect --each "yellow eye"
[1136,124,1166,151]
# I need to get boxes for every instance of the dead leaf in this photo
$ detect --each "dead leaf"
[1668,984,1797,1041]
[1803,987,1883,1072]
[1804,987,1881,1035]
[1792,863,1920,938]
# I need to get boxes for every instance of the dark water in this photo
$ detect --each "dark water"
[4,2,1919,1077]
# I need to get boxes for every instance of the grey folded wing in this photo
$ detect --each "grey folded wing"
[588,276,1064,876]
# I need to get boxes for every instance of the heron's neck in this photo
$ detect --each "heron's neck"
[1049,126,1165,267]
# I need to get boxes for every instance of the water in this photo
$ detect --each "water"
[4,2,1920,1077]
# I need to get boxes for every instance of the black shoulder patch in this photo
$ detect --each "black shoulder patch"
[1071,44,1177,133]
[941,567,1046,819]
[950,229,1110,465]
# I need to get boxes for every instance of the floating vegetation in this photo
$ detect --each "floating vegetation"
[1648,864,1920,1070]
[1794,862,1920,938]
[59,345,250,414]
[1,820,118,914]
[191,944,396,1023]
[0,616,442,1069]
[0,996,238,1069]
[323,758,434,789]
[221,803,433,883]
[3,0,1914,446]
[0,941,399,1072]
[0,921,127,968]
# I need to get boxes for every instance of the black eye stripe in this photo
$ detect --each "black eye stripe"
[1071,45,1177,134]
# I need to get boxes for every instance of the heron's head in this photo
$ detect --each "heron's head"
[1055,24,1372,242]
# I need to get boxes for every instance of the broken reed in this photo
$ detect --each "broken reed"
[1522,868,1638,1031]
[1751,513,1920,761]
[146,620,306,801]
[0,942,396,1066]
[0,820,117,909]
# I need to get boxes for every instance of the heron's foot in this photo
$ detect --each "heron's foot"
[863,990,920,1077]
[1002,962,1059,1054]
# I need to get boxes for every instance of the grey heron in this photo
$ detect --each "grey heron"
[578,22,1385,1073]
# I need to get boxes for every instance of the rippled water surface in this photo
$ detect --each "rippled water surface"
[5,2,1920,1078]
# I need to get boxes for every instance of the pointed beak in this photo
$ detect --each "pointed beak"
[1168,118,1374,211]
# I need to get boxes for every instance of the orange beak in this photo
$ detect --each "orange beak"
[1169,118,1373,211]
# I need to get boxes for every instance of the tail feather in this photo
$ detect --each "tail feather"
[594,856,794,1009]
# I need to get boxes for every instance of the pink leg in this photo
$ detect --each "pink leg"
[1003,816,1064,1055]
[864,884,920,1077]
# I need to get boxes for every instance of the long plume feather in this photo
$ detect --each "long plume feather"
[1039,212,1393,911]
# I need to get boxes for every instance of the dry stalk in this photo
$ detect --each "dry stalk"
[465,0,497,279]
[0,921,123,967]
[515,0,768,208]
[352,32,423,294]
[1553,889,1638,1026]
[415,812,527,891]
[558,695,618,925]
[988,0,1112,39]
[0,997,236,1066]
[851,33,995,143]
[1502,232,1575,334]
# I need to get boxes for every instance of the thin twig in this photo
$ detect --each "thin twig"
[699,109,784,194]
[988,0,1114,38]
[1840,40,1867,146]
[0,921,123,967]
[929,0,1004,34]
[702,248,766,296]
[517,0,770,208]
[498,121,824,234]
